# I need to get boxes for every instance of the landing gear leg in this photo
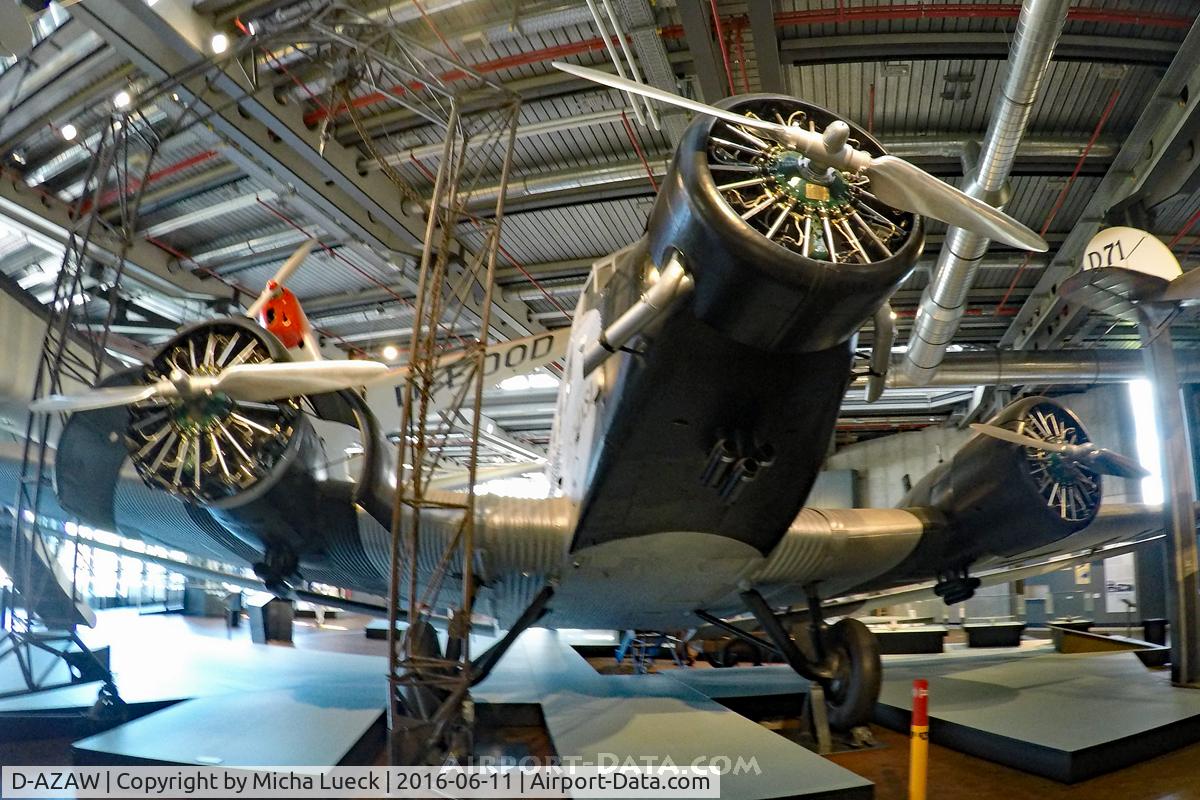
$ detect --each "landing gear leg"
[740,587,881,732]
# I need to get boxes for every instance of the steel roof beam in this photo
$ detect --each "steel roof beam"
[73,0,543,342]
[0,167,216,299]
[781,32,1179,67]
[677,0,727,102]
[1001,16,1200,351]
[72,0,425,258]
[748,0,784,93]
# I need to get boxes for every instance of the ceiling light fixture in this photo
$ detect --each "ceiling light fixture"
[60,124,77,141]
[210,33,229,54]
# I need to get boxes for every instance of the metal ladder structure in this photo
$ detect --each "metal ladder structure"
[1,113,141,706]
[0,13,311,705]
[310,16,524,766]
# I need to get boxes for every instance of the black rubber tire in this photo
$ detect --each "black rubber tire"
[823,618,882,731]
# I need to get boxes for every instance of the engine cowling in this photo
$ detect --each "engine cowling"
[902,396,1102,569]
[646,94,924,353]
[124,318,319,507]
[123,318,337,591]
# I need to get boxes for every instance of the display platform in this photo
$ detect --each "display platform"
[4,613,871,797]
[874,649,1200,783]
[476,629,872,800]
[0,610,388,764]
[867,625,948,654]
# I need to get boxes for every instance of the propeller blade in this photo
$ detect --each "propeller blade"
[553,61,1047,253]
[246,239,316,319]
[970,423,1150,479]
[865,157,1047,252]
[30,383,170,413]
[969,423,1069,453]
[552,61,793,142]
[212,360,394,402]
[1084,449,1151,480]
[1160,267,1200,303]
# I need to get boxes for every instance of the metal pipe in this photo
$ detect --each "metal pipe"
[583,0,646,126]
[581,254,693,375]
[363,109,629,172]
[466,158,669,210]
[852,349,1200,389]
[902,0,1070,385]
[466,134,1106,211]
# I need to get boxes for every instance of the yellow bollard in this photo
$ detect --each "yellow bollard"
[909,678,929,800]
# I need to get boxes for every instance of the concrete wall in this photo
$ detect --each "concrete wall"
[824,425,971,509]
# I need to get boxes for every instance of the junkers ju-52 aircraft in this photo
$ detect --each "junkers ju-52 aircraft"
[17,64,1167,731]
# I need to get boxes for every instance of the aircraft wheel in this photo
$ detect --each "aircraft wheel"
[823,618,882,731]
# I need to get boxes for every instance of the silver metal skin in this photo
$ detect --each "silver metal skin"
[866,304,895,402]
[903,0,1070,384]
[1139,309,1200,687]
[580,254,694,375]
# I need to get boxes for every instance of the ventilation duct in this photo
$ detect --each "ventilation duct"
[901,0,1070,385]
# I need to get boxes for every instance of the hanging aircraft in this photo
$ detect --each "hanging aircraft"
[8,64,1174,733]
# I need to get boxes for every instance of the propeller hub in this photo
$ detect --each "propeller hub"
[171,392,234,436]
[769,150,852,209]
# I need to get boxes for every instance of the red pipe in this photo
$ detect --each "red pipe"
[81,149,220,214]
[893,305,1017,318]
[708,0,737,96]
[774,4,1191,29]
[621,110,659,192]
[302,4,1189,127]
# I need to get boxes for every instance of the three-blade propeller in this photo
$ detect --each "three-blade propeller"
[30,361,397,413]
[245,239,316,319]
[553,62,1047,253]
[969,423,1150,479]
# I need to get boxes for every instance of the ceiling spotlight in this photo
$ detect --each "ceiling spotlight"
[60,124,76,141]
[210,33,229,54]
[382,344,400,361]
[113,90,131,109]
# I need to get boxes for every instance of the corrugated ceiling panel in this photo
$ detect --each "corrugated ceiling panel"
[463,196,654,264]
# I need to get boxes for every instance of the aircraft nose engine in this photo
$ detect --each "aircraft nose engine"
[646,96,925,352]
[125,318,317,506]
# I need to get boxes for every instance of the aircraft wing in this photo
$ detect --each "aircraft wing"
[828,530,1163,617]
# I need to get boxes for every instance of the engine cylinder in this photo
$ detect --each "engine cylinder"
[646,94,924,352]
[125,318,315,508]
[904,396,1102,568]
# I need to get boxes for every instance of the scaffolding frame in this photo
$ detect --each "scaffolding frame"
[0,14,316,703]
